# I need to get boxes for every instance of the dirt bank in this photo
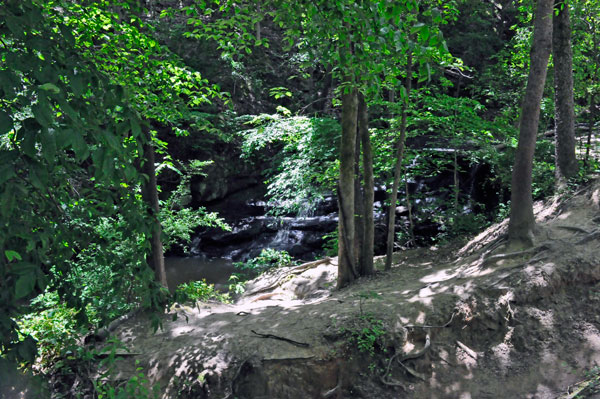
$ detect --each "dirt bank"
[102,180,600,398]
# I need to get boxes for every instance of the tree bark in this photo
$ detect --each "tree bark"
[337,83,358,288]
[553,1,578,185]
[385,56,412,271]
[508,0,553,246]
[142,127,168,288]
[358,92,374,276]
[354,116,364,272]
[585,93,595,167]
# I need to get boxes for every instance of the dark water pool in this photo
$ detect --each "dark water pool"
[165,257,237,291]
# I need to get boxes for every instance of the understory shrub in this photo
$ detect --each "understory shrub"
[235,248,295,275]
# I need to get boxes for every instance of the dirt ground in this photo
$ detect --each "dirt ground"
[102,180,600,398]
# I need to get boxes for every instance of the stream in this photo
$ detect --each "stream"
[165,257,237,291]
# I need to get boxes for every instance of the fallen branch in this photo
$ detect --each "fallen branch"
[250,330,310,348]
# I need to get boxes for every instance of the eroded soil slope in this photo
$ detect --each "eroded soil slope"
[106,180,600,398]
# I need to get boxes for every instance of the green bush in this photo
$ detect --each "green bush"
[17,292,80,368]
[174,280,230,303]
[322,230,339,257]
[235,248,295,275]
[159,160,230,254]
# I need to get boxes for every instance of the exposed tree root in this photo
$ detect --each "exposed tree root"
[400,334,431,362]
[397,360,426,381]
[322,380,341,398]
[482,247,536,266]
[481,241,554,267]
[576,230,600,245]
[380,334,431,387]
[246,257,332,296]
[459,232,506,258]
[86,308,141,343]
[555,225,591,234]
[403,312,456,329]
[250,329,310,347]
[380,352,407,389]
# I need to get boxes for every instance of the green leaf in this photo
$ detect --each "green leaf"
[0,163,15,186]
[101,130,122,152]
[40,128,57,164]
[20,127,38,159]
[70,75,84,97]
[39,83,61,94]
[1,183,15,215]
[0,111,14,135]
[130,118,142,137]
[4,250,22,262]
[92,147,105,168]
[71,132,89,161]
[5,16,24,38]
[35,267,48,291]
[32,102,53,127]
[30,161,49,190]
[55,128,71,150]
[15,271,36,299]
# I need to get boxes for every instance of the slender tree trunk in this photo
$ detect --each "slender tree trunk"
[585,93,595,167]
[453,150,459,212]
[553,1,578,185]
[508,0,553,246]
[142,127,168,288]
[255,5,261,41]
[354,119,364,272]
[358,92,374,276]
[385,56,412,271]
[405,177,415,245]
[337,83,358,288]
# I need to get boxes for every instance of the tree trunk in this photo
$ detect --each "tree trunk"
[337,84,358,288]
[142,127,168,288]
[358,92,374,276]
[453,150,459,212]
[385,56,412,271]
[585,93,595,167]
[354,117,364,273]
[405,177,415,246]
[508,0,553,246]
[553,1,578,185]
